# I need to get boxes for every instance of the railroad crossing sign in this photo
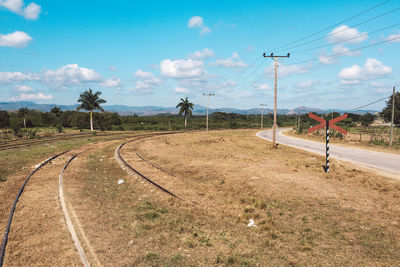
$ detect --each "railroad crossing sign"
[308,113,348,173]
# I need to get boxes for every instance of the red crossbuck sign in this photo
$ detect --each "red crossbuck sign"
[307,113,348,134]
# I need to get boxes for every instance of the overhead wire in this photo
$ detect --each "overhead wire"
[232,7,400,94]
[214,0,398,111]
[275,6,400,53]
[272,0,392,52]
[348,95,391,111]
[291,21,400,54]
[287,35,400,67]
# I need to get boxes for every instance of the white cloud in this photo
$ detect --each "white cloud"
[296,80,319,89]
[23,2,40,19]
[0,64,102,88]
[327,25,367,44]
[246,46,254,51]
[226,90,253,99]
[377,88,390,94]
[0,31,33,48]
[338,58,392,83]
[99,77,123,88]
[219,80,237,88]
[0,71,38,83]
[160,59,206,79]
[332,44,361,57]
[211,52,247,68]
[133,70,163,93]
[387,32,400,42]
[318,55,336,65]
[134,70,156,80]
[188,16,211,35]
[174,87,189,94]
[338,64,363,80]
[188,48,214,60]
[266,63,310,77]
[43,64,102,86]
[340,79,360,85]
[15,84,33,92]
[108,66,118,72]
[0,0,41,20]
[130,86,153,94]
[370,81,385,88]
[253,83,270,91]
[9,92,52,101]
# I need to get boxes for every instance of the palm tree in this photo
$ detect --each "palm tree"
[176,97,194,129]
[77,89,106,131]
[18,108,29,128]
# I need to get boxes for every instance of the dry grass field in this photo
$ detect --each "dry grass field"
[36,129,400,266]
[1,129,400,266]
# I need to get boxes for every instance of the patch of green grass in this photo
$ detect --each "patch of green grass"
[144,211,161,220]
[145,252,159,260]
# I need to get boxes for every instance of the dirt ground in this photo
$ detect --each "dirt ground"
[0,136,138,266]
[51,129,400,266]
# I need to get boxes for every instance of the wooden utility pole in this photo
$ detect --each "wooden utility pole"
[203,93,214,132]
[263,52,290,148]
[389,86,396,146]
[298,114,301,134]
[260,104,267,129]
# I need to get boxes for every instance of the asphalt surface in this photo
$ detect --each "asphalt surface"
[257,128,400,176]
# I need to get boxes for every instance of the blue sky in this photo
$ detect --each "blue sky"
[0,0,399,110]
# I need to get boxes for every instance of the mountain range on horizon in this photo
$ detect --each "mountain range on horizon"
[0,101,379,116]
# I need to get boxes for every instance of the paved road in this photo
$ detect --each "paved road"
[257,128,400,176]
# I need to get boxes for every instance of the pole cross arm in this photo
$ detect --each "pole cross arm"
[307,113,326,134]
[329,113,348,135]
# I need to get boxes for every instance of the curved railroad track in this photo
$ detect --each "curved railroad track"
[0,131,136,151]
[115,133,183,200]
[0,151,68,266]
[0,131,181,266]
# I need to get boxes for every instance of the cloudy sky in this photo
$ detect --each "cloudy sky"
[0,0,399,110]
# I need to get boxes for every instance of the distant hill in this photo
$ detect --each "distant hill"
[0,101,378,116]
[287,106,323,115]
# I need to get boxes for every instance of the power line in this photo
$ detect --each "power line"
[288,34,400,66]
[234,60,268,88]
[348,96,390,111]
[230,55,263,83]
[276,6,400,53]
[239,68,275,92]
[291,21,400,54]
[272,0,392,51]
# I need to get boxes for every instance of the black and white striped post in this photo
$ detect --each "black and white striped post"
[326,120,330,173]
[308,113,348,174]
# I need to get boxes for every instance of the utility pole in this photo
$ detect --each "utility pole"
[260,104,267,129]
[298,114,301,134]
[389,86,396,146]
[203,93,214,132]
[263,52,290,148]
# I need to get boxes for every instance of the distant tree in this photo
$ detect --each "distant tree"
[381,92,400,125]
[0,110,10,128]
[18,108,29,128]
[361,113,375,127]
[77,89,106,131]
[176,97,194,129]
[50,106,62,118]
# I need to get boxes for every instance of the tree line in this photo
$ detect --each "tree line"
[0,89,398,134]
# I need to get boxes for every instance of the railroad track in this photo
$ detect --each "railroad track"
[0,131,136,151]
[115,132,183,200]
[0,131,181,266]
[0,150,68,266]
